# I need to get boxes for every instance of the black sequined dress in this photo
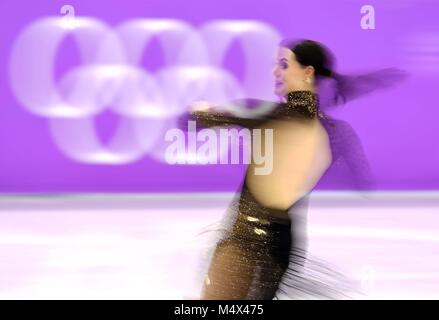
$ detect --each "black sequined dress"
[180,90,371,299]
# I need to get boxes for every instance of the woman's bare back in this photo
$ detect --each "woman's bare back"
[246,117,332,213]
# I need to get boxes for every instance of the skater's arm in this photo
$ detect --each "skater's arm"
[178,101,269,130]
[334,120,376,190]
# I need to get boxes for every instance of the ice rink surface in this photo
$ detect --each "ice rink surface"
[0,191,438,299]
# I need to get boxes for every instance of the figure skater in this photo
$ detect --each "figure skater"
[179,39,406,299]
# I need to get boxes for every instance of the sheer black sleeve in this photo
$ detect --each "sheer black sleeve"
[177,99,276,130]
[177,92,319,131]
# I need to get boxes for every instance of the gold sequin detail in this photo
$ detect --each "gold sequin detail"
[254,228,267,236]
[285,90,321,119]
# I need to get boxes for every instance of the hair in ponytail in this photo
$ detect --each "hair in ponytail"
[280,39,407,108]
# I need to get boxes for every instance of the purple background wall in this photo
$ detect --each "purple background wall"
[0,0,438,193]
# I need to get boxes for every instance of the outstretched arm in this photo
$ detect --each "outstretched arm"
[178,100,273,130]
[335,120,376,190]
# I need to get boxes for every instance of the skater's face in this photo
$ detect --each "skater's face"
[272,46,315,97]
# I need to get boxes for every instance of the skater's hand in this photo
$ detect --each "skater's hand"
[189,100,215,113]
